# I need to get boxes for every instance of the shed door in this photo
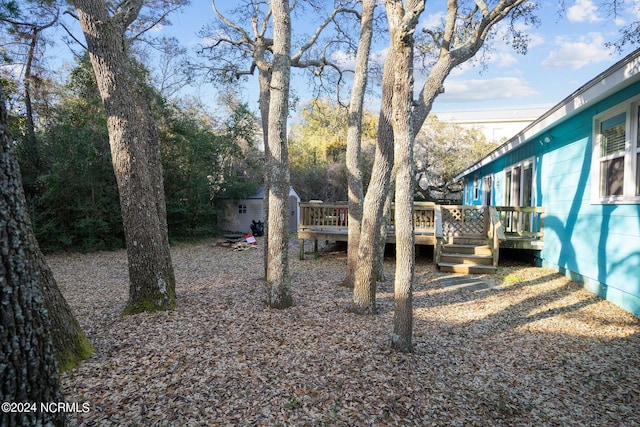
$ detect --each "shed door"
[289,196,298,232]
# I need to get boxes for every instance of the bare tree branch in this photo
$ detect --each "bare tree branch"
[291,7,359,64]
[212,0,256,46]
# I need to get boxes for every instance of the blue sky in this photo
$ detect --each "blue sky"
[430,0,639,113]
[159,0,639,118]
[44,0,638,119]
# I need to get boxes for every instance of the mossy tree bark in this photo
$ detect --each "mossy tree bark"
[72,0,176,315]
[36,251,94,371]
[0,93,65,426]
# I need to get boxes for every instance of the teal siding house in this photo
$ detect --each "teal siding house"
[455,48,640,317]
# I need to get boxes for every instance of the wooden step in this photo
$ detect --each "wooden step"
[442,244,492,256]
[444,236,487,246]
[438,263,497,274]
[438,238,496,274]
[440,253,493,265]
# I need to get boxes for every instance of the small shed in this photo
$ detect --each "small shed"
[218,186,300,234]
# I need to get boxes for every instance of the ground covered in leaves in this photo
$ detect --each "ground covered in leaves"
[53,238,640,426]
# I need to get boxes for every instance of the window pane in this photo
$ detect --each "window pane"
[522,166,533,207]
[512,166,521,206]
[637,152,640,196]
[637,105,640,148]
[505,171,512,205]
[600,157,625,197]
[600,112,626,156]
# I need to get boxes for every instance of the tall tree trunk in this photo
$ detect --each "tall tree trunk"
[23,26,39,161]
[343,0,376,288]
[1,93,65,427]
[266,0,293,309]
[386,0,424,353]
[375,185,394,282]
[256,40,272,280]
[351,52,395,313]
[22,15,57,179]
[73,0,176,315]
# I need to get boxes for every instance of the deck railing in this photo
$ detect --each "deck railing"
[299,202,349,231]
[299,201,437,234]
[494,206,544,239]
[299,202,544,247]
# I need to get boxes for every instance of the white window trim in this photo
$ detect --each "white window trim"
[591,94,640,204]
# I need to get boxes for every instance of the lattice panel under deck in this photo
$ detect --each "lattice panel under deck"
[441,207,485,236]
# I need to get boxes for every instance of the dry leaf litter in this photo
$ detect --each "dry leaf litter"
[52,237,640,426]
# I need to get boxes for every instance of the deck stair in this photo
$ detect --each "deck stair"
[437,237,497,274]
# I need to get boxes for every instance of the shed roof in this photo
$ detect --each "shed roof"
[237,186,300,200]
[454,48,640,181]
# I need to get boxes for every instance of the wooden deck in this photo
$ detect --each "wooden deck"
[298,202,544,260]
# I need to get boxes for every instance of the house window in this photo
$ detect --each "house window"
[238,204,247,214]
[592,97,640,203]
[503,159,534,207]
[482,175,492,205]
[473,178,480,201]
[599,112,626,196]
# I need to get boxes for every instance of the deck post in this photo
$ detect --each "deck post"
[434,205,442,265]
[299,239,305,260]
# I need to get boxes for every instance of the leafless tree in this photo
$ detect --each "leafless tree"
[343,0,376,289]
[200,0,362,304]
[353,0,536,352]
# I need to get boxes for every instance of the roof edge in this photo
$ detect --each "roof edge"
[455,48,640,180]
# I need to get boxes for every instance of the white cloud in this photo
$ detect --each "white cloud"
[567,0,603,23]
[330,50,356,70]
[438,77,538,103]
[418,11,445,33]
[370,48,388,66]
[0,63,23,80]
[329,48,388,72]
[525,32,546,50]
[489,51,519,68]
[542,33,613,69]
